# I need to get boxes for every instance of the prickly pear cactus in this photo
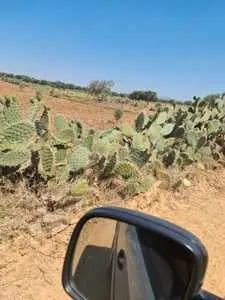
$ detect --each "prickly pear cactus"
[3,97,21,124]
[27,98,43,123]
[94,138,110,156]
[71,178,88,196]
[102,153,117,178]
[179,152,194,165]
[55,148,67,163]
[132,133,149,151]
[170,126,185,138]
[155,111,168,125]
[129,148,150,168]
[186,130,199,148]
[119,123,135,138]
[83,134,94,151]
[161,123,175,137]
[56,165,70,185]
[207,120,220,134]
[56,128,75,144]
[0,150,30,167]
[0,121,36,144]
[119,180,139,197]
[196,136,207,151]
[35,106,49,135]
[118,146,129,160]
[40,146,55,175]
[0,111,10,133]
[68,146,90,171]
[147,123,162,142]
[115,161,140,179]
[55,115,67,132]
[138,175,155,193]
[135,112,145,132]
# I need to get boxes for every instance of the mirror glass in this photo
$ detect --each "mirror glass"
[70,217,194,300]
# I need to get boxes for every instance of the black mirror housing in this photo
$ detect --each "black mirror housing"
[62,207,208,300]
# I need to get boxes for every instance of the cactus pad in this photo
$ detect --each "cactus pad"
[115,161,140,179]
[56,128,75,144]
[3,98,21,124]
[0,121,36,144]
[135,112,145,132]
[71,179,88,196]
[119,123,135,138]
[68,146,90,171]
[0,150,29,167]
[103,153,117,177]
[55,115,67,132]
[161,123,175,136]
[28,98,43,122]
[129,148,150,167]
[156,111,168,125]
[40,146,54,174]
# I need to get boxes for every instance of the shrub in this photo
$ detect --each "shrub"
[129,90,158,102]
[88,80,114,101]
[114,106,123,121]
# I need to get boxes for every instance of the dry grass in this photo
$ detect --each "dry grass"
[0,167,225,299]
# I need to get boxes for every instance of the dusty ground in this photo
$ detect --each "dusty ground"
[0,167,225,299]
[0,81,225,299]
[0,81,141,130]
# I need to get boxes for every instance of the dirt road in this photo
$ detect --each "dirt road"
[0,168,225,299]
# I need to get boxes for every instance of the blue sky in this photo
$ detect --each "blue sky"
[0,1,225,100]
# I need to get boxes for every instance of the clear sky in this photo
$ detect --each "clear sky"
[0,0,225,100]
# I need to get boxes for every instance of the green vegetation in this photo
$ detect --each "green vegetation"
[129,90,158,102]
[88,80,114,99]
[0,72,88,92]
[0,72,189,105]
[114,106,123,122]
[0,93,225,199]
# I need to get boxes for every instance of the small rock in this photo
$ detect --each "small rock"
[182,178,192,187]
[196,163,205,170]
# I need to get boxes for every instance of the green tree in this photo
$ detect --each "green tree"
[129,90,158,102]
[202,93,221,105]
[88,80,114,100]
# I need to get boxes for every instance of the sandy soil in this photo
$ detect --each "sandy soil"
[0,167,224,299]
[0,81,141,130]
[0,81,225,299]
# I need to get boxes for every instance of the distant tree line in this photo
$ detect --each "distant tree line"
[0,72,88,92]
[1,72,222,106]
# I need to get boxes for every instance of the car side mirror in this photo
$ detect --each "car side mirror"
[62,207,208,300]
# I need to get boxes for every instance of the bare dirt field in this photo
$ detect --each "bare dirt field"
[0,81,140,130]
[0,81,225,299]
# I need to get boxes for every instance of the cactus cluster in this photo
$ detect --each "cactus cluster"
[0,97,43,167]
[1,94,225,199]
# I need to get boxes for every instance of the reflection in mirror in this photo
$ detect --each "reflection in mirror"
[70,217,194,300]
[71,218,116,300]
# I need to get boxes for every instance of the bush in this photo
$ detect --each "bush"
[114,106,123,121]
[202,93,221,105]
[129,90,158,102]
[88,80,114,96]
